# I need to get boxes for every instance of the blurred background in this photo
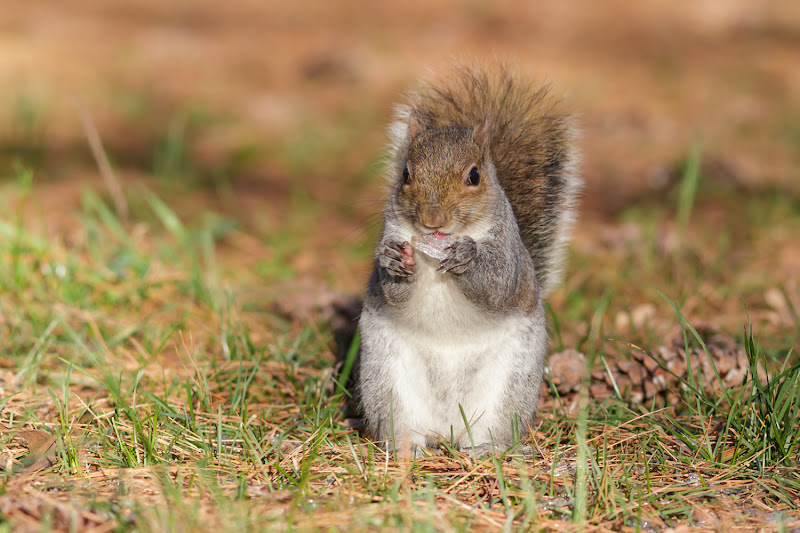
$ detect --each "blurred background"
[1,0,799,347]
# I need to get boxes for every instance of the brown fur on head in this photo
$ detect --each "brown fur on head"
[387,61,581,294]
[393,116,499,236]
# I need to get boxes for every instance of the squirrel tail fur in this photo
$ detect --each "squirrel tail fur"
[387,61,582,296]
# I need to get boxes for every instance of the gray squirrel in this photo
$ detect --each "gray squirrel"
[356,62,582,458]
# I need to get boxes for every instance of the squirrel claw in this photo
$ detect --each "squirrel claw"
[378,238,415,278]
[439,236,477,275]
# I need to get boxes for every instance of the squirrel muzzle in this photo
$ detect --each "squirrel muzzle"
[419,208,448,231]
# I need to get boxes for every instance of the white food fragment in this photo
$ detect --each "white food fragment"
[411,234,453,261]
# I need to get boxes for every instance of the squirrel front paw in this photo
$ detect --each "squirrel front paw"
[378,239,415,277]
[439,236,477,274]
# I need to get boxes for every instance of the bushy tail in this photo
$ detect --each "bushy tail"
[391,61,582,295]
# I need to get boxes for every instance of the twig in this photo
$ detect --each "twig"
[73,96,128,220]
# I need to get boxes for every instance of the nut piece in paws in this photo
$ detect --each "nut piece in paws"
[438,236,477,274]
[377,239,415,277]
[411,233,454,261]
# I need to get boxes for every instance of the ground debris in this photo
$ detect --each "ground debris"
[13,429,58,474]
[548,323,762,407]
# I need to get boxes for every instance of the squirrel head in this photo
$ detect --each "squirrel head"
[393,114,500,236]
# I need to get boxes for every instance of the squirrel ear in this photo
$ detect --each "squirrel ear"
[472,116,491,158]
[407,113,422,141]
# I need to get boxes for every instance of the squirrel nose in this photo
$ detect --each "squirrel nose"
[420,210,447,230]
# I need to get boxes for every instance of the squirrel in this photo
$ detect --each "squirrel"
[356,62,582,458]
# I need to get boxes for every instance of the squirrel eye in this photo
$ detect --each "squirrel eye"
[402,167,410,184]
[467,167,480,186]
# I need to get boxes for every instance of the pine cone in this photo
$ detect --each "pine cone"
[548,349,587,395]
[549,324,762,407]
[597,325,757,406]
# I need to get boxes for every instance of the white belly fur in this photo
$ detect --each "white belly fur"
[374,251,532,447]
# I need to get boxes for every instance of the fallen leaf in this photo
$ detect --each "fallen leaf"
[16,429,58,473]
